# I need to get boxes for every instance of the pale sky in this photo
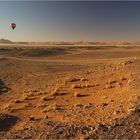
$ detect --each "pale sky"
[0,1,140,42]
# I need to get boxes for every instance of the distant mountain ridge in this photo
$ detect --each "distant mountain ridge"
[0,39,14,44]
[29,41,140,46]
[0,39,140,46]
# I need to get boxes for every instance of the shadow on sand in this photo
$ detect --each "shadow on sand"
[0,113,19,131]
[0,79,11,95]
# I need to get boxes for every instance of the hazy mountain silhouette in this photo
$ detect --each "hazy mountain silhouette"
[0,39,14,44]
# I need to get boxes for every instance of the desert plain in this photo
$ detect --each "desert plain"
[0,43,140,139]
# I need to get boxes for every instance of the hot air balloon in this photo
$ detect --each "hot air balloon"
[10,23,16,30]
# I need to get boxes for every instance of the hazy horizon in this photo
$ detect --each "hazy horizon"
[1,1,140,42]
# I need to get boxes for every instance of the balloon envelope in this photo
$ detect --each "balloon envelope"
[10,23,16,30]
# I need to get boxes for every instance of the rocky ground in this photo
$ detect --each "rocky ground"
[0,45,139,139]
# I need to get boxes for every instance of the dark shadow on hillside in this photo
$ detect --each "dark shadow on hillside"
[19,47,69,57]
[0,113,19,131]
[0,79,11,95]
[0,47,70,57]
